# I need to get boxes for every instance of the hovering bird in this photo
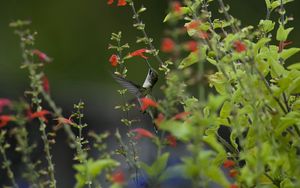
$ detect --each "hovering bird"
[112,68,159,126]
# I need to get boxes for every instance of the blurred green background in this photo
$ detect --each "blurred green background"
[0,0,300,187]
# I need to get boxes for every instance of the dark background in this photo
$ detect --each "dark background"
[0,0,300,187]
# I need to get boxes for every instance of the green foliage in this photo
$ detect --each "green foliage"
[2,0,300,188]
[74,158,120,188]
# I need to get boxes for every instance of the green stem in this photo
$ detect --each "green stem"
[129,1,164,66]
[0,133,19,188]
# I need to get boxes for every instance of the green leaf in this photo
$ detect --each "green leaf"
[220,101,231,118]
[213,19,231,29]
[265,0,271,9]
[276,25,293,41]
[163,7,190,22]
[258,20,275,33]
[280,178,295,188]
[159,120,193,141]
[280,48,300,60]
[287,62,300,70]
[178,51,199,69]
[275,111,300,136]
[271,0,294,11]
[288,76,300,94]
[74,159,119,188]
[206,57,217,65]
[141,153,170,179]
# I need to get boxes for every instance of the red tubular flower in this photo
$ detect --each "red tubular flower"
[172,111,191,120]
[161,38,175,53]
[140,97,158,111]
[223,159,235,168]
[185,20,201,30]
[233,41,246,53]
[54,117,75,130]
[42,75,50,93]
[28,110,51,122]
[131,128,154,139]
[185,41,198,52]
[0,115,14,128]
[230,184,238,188]
[198,31,209,39]
[129,49,149,59]
[32,49,51,62]
[111,170,125,184]
[172,1,182,13]
[109,54,118,67]
[0,98,11,113]
[56,117,74,125]
[117,0,127,6]
[107,0,114,5]
[229,169,239,178]
[166,135,177,147]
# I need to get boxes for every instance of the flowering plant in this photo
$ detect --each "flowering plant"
[1,0,300,188]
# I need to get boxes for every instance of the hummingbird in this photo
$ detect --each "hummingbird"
[112,68,159,127]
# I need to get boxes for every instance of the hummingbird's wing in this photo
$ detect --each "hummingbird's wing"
[112,73,145,98]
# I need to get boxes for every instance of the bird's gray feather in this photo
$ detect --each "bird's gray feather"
[112,74,145,97]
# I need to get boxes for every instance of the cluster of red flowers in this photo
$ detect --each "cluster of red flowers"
[223,159,239,187]
[233,40,247,53]
[107,0,126,6]
[172,1,182,13]
[0,115,14,128]
[111,170,125,184]
[161,38,175,53]
[0,98,13,128]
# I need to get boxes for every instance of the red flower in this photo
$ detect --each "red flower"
[129,49,149,59]
[172,111,191,120]
[111,170,125,184]
[0,98,11,113]
[166,135,177,147]
[198,31,209,39]
[161,38,175,53]
[185,41,198,52]
[56,117,74,125]
[230,184,238,188]
[28,110,51,122]
[0,115,14,128]
[117,0,127,6]
[233,41,246,53]
[223,159,235,168]
[229,169,239,178]
[107,0,114,5]
[154,113,165,127]
[54,117,75,130]
[172,1,182,13]
[140,97,158,111]
[131,128,154,139]
[109,54,118,67]
[186,20,200,30]
[42,75,50,93]
[32,49,51,62]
